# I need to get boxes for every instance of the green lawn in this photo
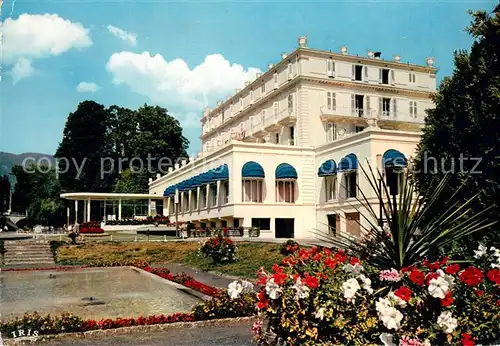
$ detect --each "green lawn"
[54,240,284,279]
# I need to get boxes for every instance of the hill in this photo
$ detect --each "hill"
[0,152,55,184]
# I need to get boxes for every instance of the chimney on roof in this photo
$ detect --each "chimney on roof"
[374,52,382,59]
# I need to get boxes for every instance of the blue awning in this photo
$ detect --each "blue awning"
[242,161,265,178]
[338,153,358,172]
[275,163,298,180]
[383,149,408,167]
[211,164,229,181]
[318,160,337,177]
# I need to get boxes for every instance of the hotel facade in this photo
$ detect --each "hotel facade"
[147,37,437,239]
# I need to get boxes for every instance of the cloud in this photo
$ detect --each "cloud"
[1,13,92,81]
[77,81,100,93]
[107,25,137,46]
[106,52,261,127]
[10,58,35,83]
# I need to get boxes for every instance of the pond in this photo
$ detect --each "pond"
[0,267,201,320]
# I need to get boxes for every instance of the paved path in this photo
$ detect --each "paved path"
[42,322,254,345]
[155,262,236,289]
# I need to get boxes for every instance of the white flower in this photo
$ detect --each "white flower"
[423,340,431,346]
[358,274,373,294]
[343,263,364,276]
[428,276,450,299]
[388,291,407,308]
[437,269,455,289]
[491,247,500,259]
[474,244,488,259]
[314,307,325,320]
[376,298,403,331]
[378,306,403,330]
[375,297,392,312]
[379,333,395,346]
[240,280,254,292]
[437,311,458,334]
[228,281,243,299]
[265,278,282,300]
[342,278,360,301]
[491,262,500,269]
[292,277,310,299]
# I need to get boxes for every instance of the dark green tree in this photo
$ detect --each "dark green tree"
[55,101,115,193]
[113,168,149,193]
[414,5,500,247]
[0,175,10,213]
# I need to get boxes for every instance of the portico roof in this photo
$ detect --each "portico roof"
[60,192,162,201]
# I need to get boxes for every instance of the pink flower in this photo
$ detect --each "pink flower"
[380,268,401,282]
[399,336,423,346]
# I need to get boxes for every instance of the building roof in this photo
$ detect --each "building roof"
[60,192,161,200]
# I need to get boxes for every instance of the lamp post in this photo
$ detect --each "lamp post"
[174,189,179,238]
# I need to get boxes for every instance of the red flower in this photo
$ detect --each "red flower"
[394,286,412,302]
[475,290,484,297]
[423,258,440,270]
[303,274,319,289]
[408,269,425,285]
[334,250,347,263]
[497,300,500,306]
[460,266,484,287]
[272,264,281,273]
[401,265,416,273]
[324,257,337,268]
[440,256,449,266]
[293,273,300,281]
[257,289,269,309]
[312,253,322,262]
[350,257,360,265]
[272,271,288,286]
[487,268,500,285]
[461,333,475,346]
[440,291,454,307]
[299,248,310,261]
[282,256,297,266]
[323,248,332,256]
[256,275,268,285]
[425,272,440,286]
[445,264,461,275]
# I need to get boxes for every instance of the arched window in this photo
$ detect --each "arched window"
[242,161,265,202]
[318,159,337,202]
[275,163,297,203]
[339,153,358,199]
[383,149,407,195]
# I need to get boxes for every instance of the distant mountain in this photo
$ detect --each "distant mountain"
[0,152,55,184]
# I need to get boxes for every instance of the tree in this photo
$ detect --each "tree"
[55,101,115,193]
[414,5,500,247]
[114,168,148,193]
[11,164,65,226]
[0,175,10,213]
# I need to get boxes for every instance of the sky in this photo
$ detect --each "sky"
[0,0,497,157]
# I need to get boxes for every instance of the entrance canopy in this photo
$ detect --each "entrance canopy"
[60,192,161,201]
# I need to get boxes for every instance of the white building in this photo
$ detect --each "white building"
[149,37,437,238]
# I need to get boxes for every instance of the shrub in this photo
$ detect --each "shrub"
[0,312,86,336]
[199,235,236,263]
[279,239,299,256]
[253,244,500,346]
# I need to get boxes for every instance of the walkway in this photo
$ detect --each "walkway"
[40,321,254,345]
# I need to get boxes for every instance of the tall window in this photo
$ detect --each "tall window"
[380,97,391,116]
[261,109,266,124]
[276,180,295,203]
[223,181,229,204]
[273,72,278,88]
[409,101,418,118]
[250,89,254,103]
[289,126,295,145]
[200,188,207,208]
[327,91,336,111]
[326,123,336,142]
[409,73,416,84]
[327,60,335,77]
[325,176,336,202]
[288,62,293,76]
[273,101,279,118]
[275,133,280,144]
[239,97,243,110]
[242,180,263,202]
[182,193,189,212]
[261,83,265,94]
[344,172,357,198]
[210,184,217,206]
[288,94,294,114]
[352,65,364,81]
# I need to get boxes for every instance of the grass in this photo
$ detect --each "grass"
[55,240,284,279]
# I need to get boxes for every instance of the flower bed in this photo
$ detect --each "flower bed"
[105,216,171,226]
[251,244,500,345]
[199,235,236,263]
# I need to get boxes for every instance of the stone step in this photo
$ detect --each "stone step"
[4,261,55,265]
[4,247,52,252]
[4,253,53,258]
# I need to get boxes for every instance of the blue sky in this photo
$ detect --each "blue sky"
[1,0,497,156]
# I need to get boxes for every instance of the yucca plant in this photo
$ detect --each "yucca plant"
[317,162,495,270]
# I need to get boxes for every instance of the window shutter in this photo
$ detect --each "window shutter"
[327,92,332,110]
[379,97,383,116]
[351,65,355,80]
[332,92,336,111]
[364,66,368,81]
[378,69,383,83]
[261,109,266,123]
[393,98,398,117]
[414,101,418,116]
[366,96,371,115]
[351,94,356,114]
[409,73,412,83]
[391,70,395,85]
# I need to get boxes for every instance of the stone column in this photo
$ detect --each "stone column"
[118,199,122,220]
[87,198,91,222]
[75,200,78,223]
[216,180,221,207]
[148,198,152,216]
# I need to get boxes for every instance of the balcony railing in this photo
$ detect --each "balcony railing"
[320,105,423,124]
